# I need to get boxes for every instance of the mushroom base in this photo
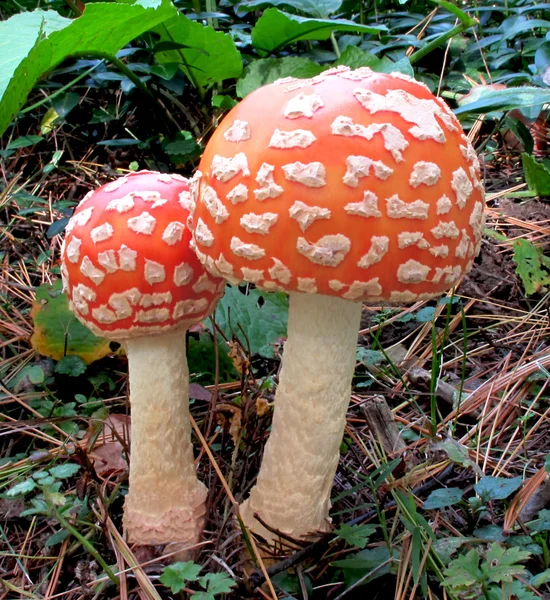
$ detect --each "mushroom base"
[240,292,363,544]
[123,330,207,548]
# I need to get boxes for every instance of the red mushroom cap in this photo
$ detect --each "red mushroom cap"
[191,66,485,304]
[61,171,225,339]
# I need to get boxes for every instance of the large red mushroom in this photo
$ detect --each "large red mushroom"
[61,171,225,549]
[190,66,485,543]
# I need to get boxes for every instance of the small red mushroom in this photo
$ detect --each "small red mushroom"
[189,66,485,543]
[61,170,225,549]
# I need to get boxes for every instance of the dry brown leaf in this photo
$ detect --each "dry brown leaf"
[87,414,130,476]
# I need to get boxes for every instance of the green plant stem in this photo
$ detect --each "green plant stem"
[206,0,218,29]
[409,20,477,65]
[20,63,102,115]
[191,0,201,13]
[63,0,83,17]
[53,508,119,585]
[85,52,154,98]
[330,32,341,58]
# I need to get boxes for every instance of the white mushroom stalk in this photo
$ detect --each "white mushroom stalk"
[61,171,225,548]
[240,293,362,539]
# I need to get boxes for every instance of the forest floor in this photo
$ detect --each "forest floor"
[1,109,550,600]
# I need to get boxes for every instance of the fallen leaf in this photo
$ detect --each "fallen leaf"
[87,414,130,476]
[189,383,213,402]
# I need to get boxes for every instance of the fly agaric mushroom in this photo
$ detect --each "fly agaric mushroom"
[61,171,225,548]
[189,66,485,543]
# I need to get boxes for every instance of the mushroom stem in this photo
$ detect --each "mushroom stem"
[240,292,362,542]
[123,329,207,548]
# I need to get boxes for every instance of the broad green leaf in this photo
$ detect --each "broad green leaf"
[236,56,323,97]
[474,476,522,501]
[335,46,414,77]
[31,280,111,365]
[334,523,377,549]
[6,135,44,149]
[49,463,81,479]
[238,0,342,18]
[198,572,237,595]
[442,548,482,592]
[483,543,530,584]
[44,529,71,547]
[52,92,80,118]
[499,19,550,41]
[415,306,436,322]
[535,41,550,85]
[0,0,177,135]
[153,14,242,87]
[187,333,238,385]
[531,569,550,588]
[214,286,288,359]
[331,546,395,588]
[512,238,550,296]
[159,561,202,593]
[251,8,386,53]
[6,478,37,497]
[423,487,463,510]
[521,153,550,197]
[455,86,550,116]
[54,355,87,377]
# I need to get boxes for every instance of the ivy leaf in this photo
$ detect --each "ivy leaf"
[0,0,177,135]
[521,153,550,197]
[198,572,236,595]
[474,476,523,501]
[51,92,80,118]
[236,56,323,97]
[49,463,80,479]
[54,355,87,377]
[159,561,202,593]
[512,238,550,295]
[251,8,386,53]
[153,14,242,87]
[214,286,288,359]
[334,523,377,549]
[423,487,463,510]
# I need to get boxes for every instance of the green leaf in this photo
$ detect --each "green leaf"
[521,153,550,197]
[474,476,522,501]
[54,355,87,377]
[251,8,386,53]
[159,561,202,594]
[483,543,530,584]
[5,478,37,497]
[535,41,550,85]
[530,569,550,588]
[0,1,177,135]
[6,135,44,149]
[415,306,436,322]
[528,509,550,533]
[238,0,343,18]
[187,333,238,385]
[153,15,242,88]
[335,46,414,77]
[49,463,80,479]
[512,238,550,296]
[455,86,550,116]
[334,523,377,549]
[423,487,463,510]
[442,548,482,593]
[237,56,323,97]
[214,286,288,359]
[31,280,111,365]
[331,546,395,588]
[356,347,384,367]
[52,92,80,118]
[198,572,237,595]
[45,529,71,547]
